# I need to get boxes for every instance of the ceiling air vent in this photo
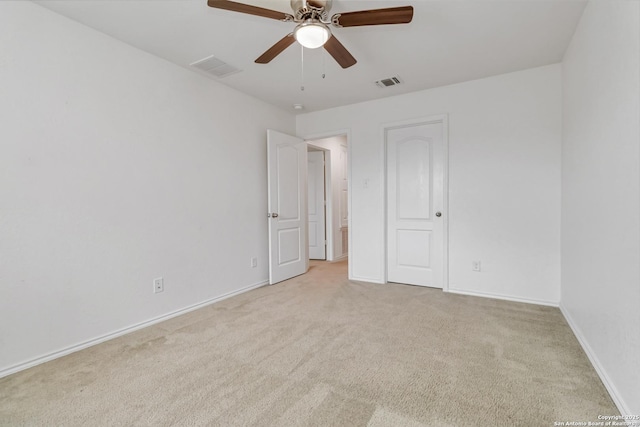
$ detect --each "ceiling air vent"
[190,55,241,78]
[375,76,402,88]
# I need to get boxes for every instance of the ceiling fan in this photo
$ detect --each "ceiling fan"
[207,0,414,69]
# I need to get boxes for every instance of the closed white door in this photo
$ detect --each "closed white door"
[308,151,326,260]
[267,130,308,284]
[386,120,445,288]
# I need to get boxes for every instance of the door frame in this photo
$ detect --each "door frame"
[382,115,449,291]
[301,129,352,277]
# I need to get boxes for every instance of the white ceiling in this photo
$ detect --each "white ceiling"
[35,0,586,113]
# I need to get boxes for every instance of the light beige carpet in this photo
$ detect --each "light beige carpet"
[0,261,617,426]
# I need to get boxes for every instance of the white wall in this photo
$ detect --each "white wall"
[308,135,348,261]
[561,1,640,414]
[0,2,294,375]
[298,64,562,304]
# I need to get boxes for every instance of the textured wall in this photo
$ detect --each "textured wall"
[0,2,294,374]
[561,0,640,414]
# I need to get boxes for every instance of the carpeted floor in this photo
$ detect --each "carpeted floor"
[0,260,617,426]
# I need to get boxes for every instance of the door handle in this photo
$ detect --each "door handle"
[271,213,279,218]
[435,211,442,217]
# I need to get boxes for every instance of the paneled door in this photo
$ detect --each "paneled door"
[308,151,326,260]
[267,130,308,284]
[386,119,446,288]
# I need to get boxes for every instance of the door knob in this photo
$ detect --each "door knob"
[435,211,442,217]
[271,213,279,218]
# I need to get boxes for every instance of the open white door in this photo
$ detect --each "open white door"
[308,151,326,260]
[267,130,309,284]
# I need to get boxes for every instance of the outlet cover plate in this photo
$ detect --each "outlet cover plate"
[153,277,164,293]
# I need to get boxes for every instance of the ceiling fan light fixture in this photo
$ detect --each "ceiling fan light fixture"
[294,20,330,49]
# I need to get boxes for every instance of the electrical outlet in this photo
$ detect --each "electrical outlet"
[153,277,164,293]
[472,261,481,272]
[250,257,257,268]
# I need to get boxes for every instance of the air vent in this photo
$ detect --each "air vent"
[190,55,241,78]
[375,76,402,88]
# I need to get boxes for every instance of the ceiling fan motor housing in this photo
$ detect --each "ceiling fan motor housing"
[291,0,332,21]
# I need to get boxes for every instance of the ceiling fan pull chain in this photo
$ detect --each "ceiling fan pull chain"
[300,45,305,91]
[322,48,326,79]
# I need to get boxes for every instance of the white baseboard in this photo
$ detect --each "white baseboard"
[350,275,385,284]
[446,288,559,307]
[0,280,269,379]
[559,304,631,416]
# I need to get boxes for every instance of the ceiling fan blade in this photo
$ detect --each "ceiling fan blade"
[323,35,357,69]
[332,6,413,27]
[207,0,292,21]
[255,34,296,64]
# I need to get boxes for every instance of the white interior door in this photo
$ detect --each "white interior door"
[386,120,445,288]
[267,130,308,284]
[308,151,326,260]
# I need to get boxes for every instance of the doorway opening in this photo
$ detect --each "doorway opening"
[306,134,348,266]
[266,130,349,285]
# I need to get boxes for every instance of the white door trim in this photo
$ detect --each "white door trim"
[382,115,449,291]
